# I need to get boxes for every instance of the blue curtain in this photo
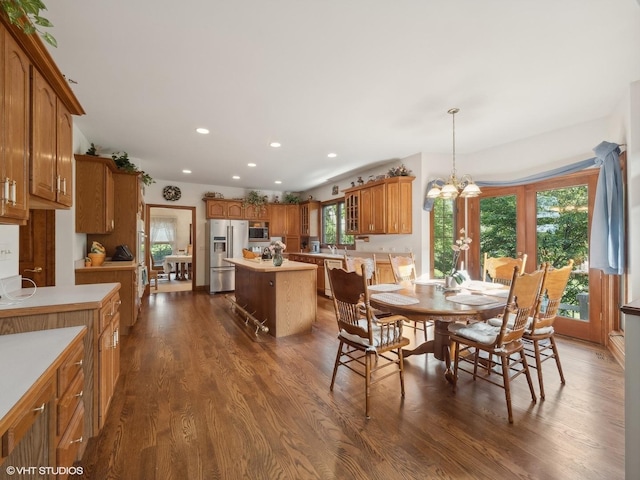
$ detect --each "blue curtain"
[423,141,625,275]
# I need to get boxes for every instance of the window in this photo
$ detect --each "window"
[150,216,177,267]
[322,201,354,247]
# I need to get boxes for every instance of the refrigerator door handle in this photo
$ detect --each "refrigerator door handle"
[228,225,233,258]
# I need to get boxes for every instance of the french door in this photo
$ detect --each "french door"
[461,169,612,344]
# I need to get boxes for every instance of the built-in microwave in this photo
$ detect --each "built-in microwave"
[248,222,269,241]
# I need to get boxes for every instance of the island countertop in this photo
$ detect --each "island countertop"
[0,283,120,317]
[224,258,317,272]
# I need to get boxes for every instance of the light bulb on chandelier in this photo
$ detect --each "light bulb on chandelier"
[426,108,481,199]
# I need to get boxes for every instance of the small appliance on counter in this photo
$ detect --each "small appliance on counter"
[310,240,320,253]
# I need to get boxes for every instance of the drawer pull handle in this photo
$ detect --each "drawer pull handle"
[70,436,83,445]
[74,359,83,367]
[75,390,84,398]
[33,403,45,413]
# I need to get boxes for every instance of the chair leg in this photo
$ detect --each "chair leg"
[532,339,546,399]
[500,355,514,424]
[365,351,372,419]
[452,340,460,392]
[330,341,343,391]
[521,350,537,403]
[550,336,566,385]
[398,348,406,397]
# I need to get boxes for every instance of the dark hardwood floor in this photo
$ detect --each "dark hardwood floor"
[74,291,625,479]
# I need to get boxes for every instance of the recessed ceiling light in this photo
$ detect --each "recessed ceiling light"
[182,169,192,174]
[196,128,209,134]
[274,180,282,184]
[248,163,257,167]
[232,175,240,180]
[328,153,337,158]
[269,142,281,148]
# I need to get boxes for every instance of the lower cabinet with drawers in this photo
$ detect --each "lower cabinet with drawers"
[0,282,122,477]
[0,327,87,479]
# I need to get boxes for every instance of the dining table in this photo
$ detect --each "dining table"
[164,254,192,281]
[368,280,509,382]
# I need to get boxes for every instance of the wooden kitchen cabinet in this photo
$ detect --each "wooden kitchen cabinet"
[30,68,74,208]
[0,25,30,225]
[205,199,244,219]
[344,176,414,235]
[76,263,136,335]
[385,176,413,234]
[244,203,269,220]
[0,327,88,478]
[360,183,386,234]
[98,299,120,429]
[300,200,320,237]
[0,285,120,444]
[75,155,117,233]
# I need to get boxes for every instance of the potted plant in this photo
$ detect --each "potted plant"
[110,151,154,186]
[1,0,57,46]
[243,190,268,215]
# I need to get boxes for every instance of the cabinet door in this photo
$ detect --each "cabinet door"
[1,28,30,223]
[386,181,401,234]
[98,323,113,429]
[360,185,385,233]
[75,156,115,233]
[284,234,300,254]
[285,204,300,234]
[56,99,73,206]
[227,201,243,219]
[206,199,226,218]
[398,180,412,234]
[270,204,286,236]
[345,191,359,234]
[31,68,58,202]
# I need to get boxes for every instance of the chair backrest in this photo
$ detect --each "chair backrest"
[388,253,416,285]
[496,265,546,347]
[531,259,574,331]
[483,253,528,285]
[326,264,374,344]
[344,255,377,285]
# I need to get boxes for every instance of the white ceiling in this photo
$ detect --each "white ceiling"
[43,0,640,192]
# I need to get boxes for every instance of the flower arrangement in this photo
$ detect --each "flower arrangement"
[269,240,286,254]
[450,229,472,283]
[387,164,412,177]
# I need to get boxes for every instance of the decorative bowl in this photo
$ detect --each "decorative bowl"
[88,253,106,266]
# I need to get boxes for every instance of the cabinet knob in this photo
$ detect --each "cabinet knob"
[75,390,84,398]
[33,403,45,413]
[74,359,83,367]
[70,436,84,445]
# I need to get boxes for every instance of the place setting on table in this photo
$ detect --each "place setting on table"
[367,278,510,382]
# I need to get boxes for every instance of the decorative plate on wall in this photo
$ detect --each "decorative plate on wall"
[163,185,181,201]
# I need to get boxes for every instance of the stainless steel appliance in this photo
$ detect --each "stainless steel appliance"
[248,222,269,241]
[208,219,248,293]
[310,240,320,253]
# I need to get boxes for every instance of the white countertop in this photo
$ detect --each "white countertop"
[224,257,317,272]
[0,283,120,316]
[0,326,86,425]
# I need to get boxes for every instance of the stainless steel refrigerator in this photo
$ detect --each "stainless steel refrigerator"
[208,219,248,293]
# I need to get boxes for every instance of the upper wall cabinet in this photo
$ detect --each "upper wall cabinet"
[0,16,84,222]
[344,176,414,235]
[204,199,244,219]
[75,155,116,233]
[30,69,73,208]
[0,25,30,225]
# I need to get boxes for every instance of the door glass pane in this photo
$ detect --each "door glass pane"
[536,186,589,320]
[479,195,517,272]
[433,198,455,278]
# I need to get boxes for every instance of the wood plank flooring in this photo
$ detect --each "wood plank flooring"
[73,291,625,479]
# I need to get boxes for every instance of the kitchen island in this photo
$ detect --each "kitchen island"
[224,258,317,337]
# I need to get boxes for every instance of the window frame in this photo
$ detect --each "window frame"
[321,199,354,249]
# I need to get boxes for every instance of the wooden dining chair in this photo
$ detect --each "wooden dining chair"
[344,255,377,285]
[448,265,546,423]
[523,259,574,399]
[482,252,528,285]
[388,253,431,341]
[327,264,410,419]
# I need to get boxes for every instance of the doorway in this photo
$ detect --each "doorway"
[146,204,196,293]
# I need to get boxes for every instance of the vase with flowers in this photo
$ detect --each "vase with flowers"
[448,229,472,286]
[269,240,287,266]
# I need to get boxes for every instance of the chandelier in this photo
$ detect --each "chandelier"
[426,108,481,199]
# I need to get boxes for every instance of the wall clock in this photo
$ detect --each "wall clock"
[163,185,181,201]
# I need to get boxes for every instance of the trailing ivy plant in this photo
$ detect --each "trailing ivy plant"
[0,0,57,47]
[111,152,154,186]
